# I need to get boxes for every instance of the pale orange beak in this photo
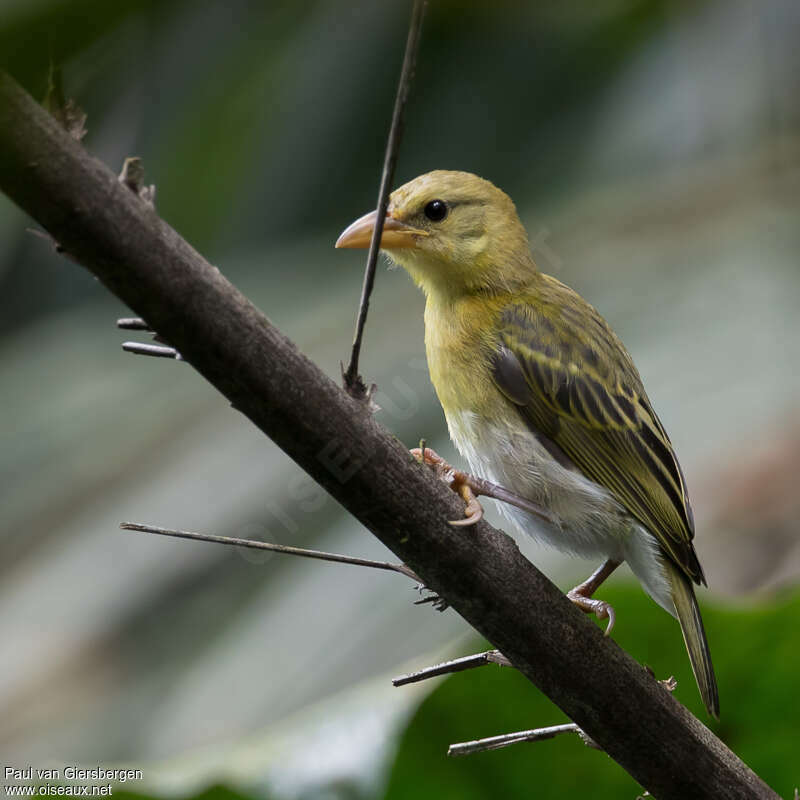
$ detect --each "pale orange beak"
[335,209,427,249]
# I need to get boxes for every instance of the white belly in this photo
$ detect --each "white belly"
[446,408,673,614]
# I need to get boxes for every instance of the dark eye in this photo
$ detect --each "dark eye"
[424,199,448,222]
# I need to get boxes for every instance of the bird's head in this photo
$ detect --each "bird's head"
[336,170,536,299]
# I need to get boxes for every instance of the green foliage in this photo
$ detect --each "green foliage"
[0,0,169,97]
[381,586,800,800]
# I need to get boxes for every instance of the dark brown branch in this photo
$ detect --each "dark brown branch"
[342,0,427,397]
[0,70,779,800]
[120,522,420,581]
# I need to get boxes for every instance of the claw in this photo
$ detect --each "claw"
[567,589,617,636]
[600,601,616,636]
[449,481,483,526]
[411,445,485,526]
[566,559,621,636]
[410,444,558,528]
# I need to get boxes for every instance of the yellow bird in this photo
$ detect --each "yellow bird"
[336,170,719,718]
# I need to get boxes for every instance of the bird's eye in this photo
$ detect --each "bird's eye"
[424,199,448,222]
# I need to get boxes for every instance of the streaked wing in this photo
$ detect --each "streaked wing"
[492,283,704,584]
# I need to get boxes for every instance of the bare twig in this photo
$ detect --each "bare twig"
[412,591,448,611]
[393,649,512,686]
[121,342,182,359]
[121,522,421,581]
[118,316,181,358]
[448,722,600,757]
[117,316,151,331]
[342,0,427,398]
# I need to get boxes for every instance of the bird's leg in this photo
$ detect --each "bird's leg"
[411,444,619,632]
[566,559,621,636]
[410,445,556,527]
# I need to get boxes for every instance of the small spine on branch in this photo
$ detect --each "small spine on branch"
[122,342,182,359]
[448,722,600,757]
[118,317,182,359]
[118,157,156,207]
[120,521,421,581]
[393,649,512,686]
[117,317,151,330]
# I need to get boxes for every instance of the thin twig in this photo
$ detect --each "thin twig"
[121,342,182,359]
[342,0,427,397]
[120,522,421,581]
[448,722,600,757]
[117,317,151,331]
[393,649,512,686]
[118,315,177,355]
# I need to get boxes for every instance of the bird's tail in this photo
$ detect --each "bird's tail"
[666,561,720,718]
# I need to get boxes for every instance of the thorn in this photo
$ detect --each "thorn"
[117,317,151,331]
[118,157,156,208]
[43,64,87,142]
[659,675,677,693]
[122,341,182,359]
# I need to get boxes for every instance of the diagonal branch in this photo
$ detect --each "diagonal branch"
[0,70,778,800]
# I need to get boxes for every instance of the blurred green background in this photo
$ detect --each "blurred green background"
[1,0,799,798]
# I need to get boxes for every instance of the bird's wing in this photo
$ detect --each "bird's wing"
[491,283,703,584]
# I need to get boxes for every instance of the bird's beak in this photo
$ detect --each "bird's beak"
[335,209,426,249]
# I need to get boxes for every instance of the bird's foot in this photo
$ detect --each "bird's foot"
[566,589,616,636]
[410,443,557,527]
[566,559,621,636]
[410,445,484,526]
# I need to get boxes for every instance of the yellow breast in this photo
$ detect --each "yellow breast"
[423,294,508,422]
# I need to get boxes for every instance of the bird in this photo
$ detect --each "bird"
[335,169,719,718]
